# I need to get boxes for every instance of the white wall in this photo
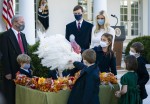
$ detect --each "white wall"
[107,0,120,26]
[0,0,6,32]
[142,0,148,35]
[46,0,77,36]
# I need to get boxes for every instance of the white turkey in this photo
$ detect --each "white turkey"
[34,32,82,75]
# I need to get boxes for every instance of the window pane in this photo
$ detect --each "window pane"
[124,15,127,21]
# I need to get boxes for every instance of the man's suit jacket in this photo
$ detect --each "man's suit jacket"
[1,29,28,79]
[66,20,93,50]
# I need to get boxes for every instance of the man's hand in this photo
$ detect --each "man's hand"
[5,74,12,80]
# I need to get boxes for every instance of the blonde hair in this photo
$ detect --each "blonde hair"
[17,54,31,64]
[94,10,110,33]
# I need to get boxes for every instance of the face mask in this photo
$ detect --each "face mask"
[100,41,108,47]
[16,24,25,31]
[129,51,136,56]
[129,51,140,58]
[74,14,82,21]
[23,63,30,69]
[97,19,105,25]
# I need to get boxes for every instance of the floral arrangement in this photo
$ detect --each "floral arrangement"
[14,71,117,92]
[100,72,117,84]
[14,72,76,92]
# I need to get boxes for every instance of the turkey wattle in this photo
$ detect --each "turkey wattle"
[34,34,82,71]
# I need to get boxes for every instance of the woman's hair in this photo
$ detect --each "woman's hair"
[130,42,144,53]
[82,49,96,64]
[124,55,138,71]
[94,10,110,33]
[17,54,31,64]
[101,33,114,56]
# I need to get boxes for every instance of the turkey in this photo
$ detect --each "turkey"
[34,32,82,73]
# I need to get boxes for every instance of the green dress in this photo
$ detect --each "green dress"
[119,72,141,104]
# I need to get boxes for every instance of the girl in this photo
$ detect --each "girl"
[90,10,115,49]
[93,33,117,75]
[130,42,149,102]
[115,55,141,104]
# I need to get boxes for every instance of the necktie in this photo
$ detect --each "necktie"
[78,22,80,31]
[18,33,24,53]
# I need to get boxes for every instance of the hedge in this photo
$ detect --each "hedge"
[28,41,49,77]
[125,36,150,63]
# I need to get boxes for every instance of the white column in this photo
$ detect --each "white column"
[19,0,35,45]
[93,0,107,24]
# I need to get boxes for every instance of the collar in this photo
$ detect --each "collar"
[85,64,97,73]
[76,19,83,25]
[20,68,29,73]
[95,46,102,52]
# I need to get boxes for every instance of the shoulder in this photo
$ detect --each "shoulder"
[87,66,99,79]
[108,26,115,34]
[93,46,102,52]
[108,26,115,31]
[83,20,93,27]
[66,21,75,27]
[137,56,147,64]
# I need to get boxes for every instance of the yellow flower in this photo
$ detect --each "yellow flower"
[38,77,46,85]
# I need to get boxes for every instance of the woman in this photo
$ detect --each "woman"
[90,10,115,49]
[93,33,117,75]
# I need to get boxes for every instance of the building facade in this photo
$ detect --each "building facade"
[0,0,150,46]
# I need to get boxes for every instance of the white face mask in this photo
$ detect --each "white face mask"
[100,41,108,47]
[129,51,140,58]
[129,51,136,56]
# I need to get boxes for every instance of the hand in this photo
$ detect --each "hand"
[115,91,121,98]
[5,74,12,80]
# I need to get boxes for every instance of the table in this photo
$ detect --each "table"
[16,84,120,104]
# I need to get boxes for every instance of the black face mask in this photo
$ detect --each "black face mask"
[74,14,82,21]
[16,24,25,31]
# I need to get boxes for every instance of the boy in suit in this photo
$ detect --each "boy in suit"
[67,49,100,104]
[130,42,149,103]
[66,5,93,50]
[17,54,32,78]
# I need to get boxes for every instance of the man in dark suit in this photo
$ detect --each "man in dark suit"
[66,5,93,50]
[1,15,28,104]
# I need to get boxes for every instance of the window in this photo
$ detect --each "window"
[120,0,140,37]
[14,0,19,14]
[78,0,93,23]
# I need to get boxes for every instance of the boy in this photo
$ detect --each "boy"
[17,54,32,78]
[67,49,100,104]
[130,42,149,102]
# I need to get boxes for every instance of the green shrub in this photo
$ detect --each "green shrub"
[28,42,49,77]
[125,36,150,63]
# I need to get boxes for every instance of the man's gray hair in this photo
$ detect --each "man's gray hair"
[11,15,23,24]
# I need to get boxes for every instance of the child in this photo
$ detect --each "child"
[93,33,117,75]
[115,55,141,104]
[17,54,32,78]
[130,42,149,101]
[67,49,100,104]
